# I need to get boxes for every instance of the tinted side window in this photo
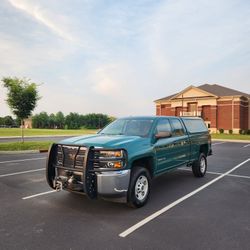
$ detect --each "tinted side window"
[182,119,208,133]
[170,119,185,136]
[155,119,172,134]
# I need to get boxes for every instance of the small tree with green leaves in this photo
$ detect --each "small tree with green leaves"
[2,77,40,142]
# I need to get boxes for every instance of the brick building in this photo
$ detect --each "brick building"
[154,84,250,133]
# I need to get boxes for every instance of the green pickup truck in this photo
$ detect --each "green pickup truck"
[46,116,212,207]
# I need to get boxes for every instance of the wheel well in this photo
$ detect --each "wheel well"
[132,157,154,178]
[200,144,208,156]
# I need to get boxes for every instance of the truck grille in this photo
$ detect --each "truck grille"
[57,145,87,169]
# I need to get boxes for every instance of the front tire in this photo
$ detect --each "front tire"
[192,153,207,177]
[127,167,151,208]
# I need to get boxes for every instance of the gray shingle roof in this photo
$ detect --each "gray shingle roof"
[155,84,249,102]
[198,84,249,97]
[154,93,176,102]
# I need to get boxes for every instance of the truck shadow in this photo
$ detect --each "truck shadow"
[51,168,212,217]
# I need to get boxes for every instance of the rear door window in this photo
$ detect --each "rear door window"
[155,119,172,134]
[170,118,185,136]
[182,119,208,133]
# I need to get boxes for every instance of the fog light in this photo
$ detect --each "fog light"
[114,162,122,168]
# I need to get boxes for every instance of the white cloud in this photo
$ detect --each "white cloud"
[0,32,76,77]
[8,0,75,42]
[90,64,122,96]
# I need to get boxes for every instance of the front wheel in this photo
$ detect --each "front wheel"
[127,167,151,208]
[192,153,207,177]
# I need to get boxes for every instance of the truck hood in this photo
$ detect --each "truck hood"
[58,134,149,149]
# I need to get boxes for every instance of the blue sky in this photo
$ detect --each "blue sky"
[0,0,250,117]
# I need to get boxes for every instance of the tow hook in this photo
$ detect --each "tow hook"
[55,181,63,192]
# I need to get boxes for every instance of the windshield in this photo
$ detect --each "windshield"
[99,118,154,137]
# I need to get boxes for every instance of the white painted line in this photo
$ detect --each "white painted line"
[0,157,46,165]
[243,144,250,148]
[0,168,45,178]
[206,171,250,180]
[212,142,227,146]
[227,173,250,179]
[119,158,250,238]
[179,168,250,179]
[22,190,57,200]
[179,167,221,176]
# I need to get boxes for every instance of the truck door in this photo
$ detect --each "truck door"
[154,118,177,173]
[169,118,190,166]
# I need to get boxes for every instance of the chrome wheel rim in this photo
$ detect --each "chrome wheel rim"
[200,157,206,173]
[135,175,149,201]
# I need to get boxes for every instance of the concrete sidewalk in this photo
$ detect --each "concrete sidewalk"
[212,139,250,143]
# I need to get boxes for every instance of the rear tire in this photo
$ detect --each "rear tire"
[192,153,207,177]
[127,167,151,208]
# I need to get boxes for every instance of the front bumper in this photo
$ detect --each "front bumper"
[96,169,131,202]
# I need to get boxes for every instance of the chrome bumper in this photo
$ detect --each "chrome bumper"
[96,170,131,202]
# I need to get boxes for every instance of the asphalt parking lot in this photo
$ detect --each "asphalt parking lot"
[0,142,249,250]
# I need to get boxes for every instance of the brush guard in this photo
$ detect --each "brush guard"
[46,144,97,199]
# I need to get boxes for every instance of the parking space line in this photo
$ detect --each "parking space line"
[243,144,250,148]
[179,168,250,179]
[212,142,227,146]
[227,173,250,179]
[0,157,46,165]
[22,190,57,200]
[0,168,45,178]
[119,158,250,238]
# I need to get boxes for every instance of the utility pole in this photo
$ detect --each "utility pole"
[182,93,184,116]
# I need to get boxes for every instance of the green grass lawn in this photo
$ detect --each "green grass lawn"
[0,128,98,137]
[211,133,250,140]
[0,141,53,151]
[0,130,249,151]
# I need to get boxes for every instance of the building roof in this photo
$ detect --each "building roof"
[155,84,249,102]
[198,84,249,98]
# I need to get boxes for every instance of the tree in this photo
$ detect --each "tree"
[65,112,81,129]
[2,77,40,142]
[55,111,65,129]
[32,114,40,128]
[37,112,49,128]
[3,116,15,127]
[83,113,111,129]
[49,113,56,128]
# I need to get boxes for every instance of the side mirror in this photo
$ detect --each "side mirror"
[155,131,172,140]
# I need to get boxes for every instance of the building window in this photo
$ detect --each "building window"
[188,102,197,112]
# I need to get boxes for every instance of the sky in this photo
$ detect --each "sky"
[0,0,250,118]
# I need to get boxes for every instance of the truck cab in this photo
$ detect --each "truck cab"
[46,116,211,208]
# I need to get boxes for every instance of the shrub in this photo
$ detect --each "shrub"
[219,128,224,134]
[239,130,250,135]
[229,129,233,134]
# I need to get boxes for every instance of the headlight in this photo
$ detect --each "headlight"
[94,149,126,169]
[99,150,123,158]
